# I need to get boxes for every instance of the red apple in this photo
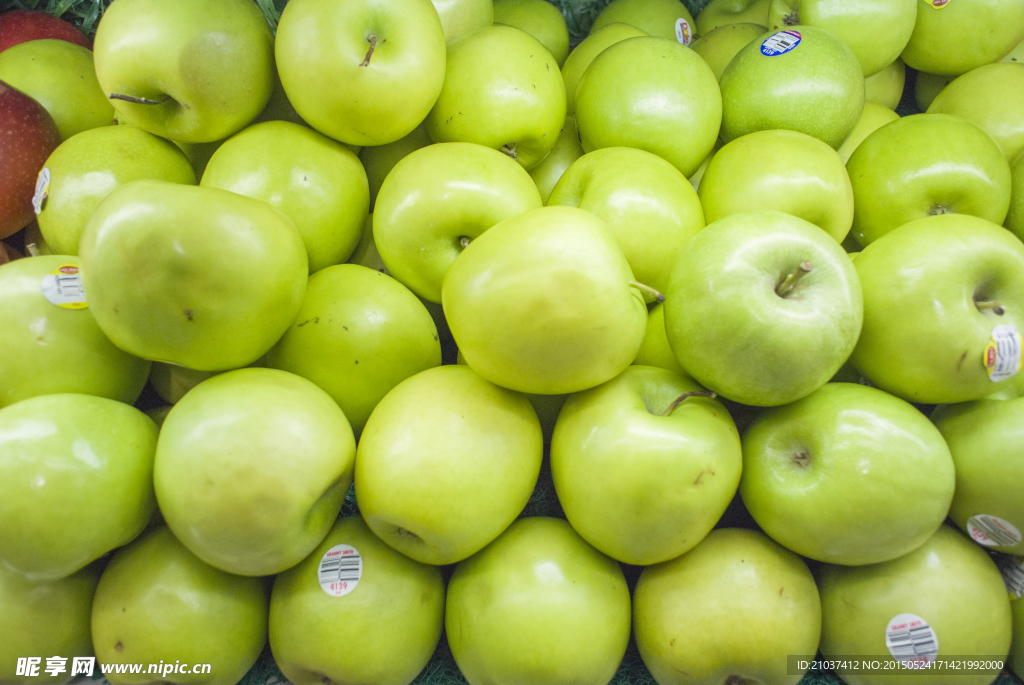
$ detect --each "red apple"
[0,11,91,53]
[0,81,61,238]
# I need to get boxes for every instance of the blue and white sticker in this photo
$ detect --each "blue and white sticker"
[761,30,802,56]
[675,18,693,46]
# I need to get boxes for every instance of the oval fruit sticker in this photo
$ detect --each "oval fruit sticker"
[984,325,1022,382]
[761,30,801,56]
[675,18,692,46]
[967,515,1022,548]
[927,0,949,8]
[317,544,363,597]
[885,613,939,666]
[41,264,87,310]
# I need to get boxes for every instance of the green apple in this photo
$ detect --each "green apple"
[432,0,494,43]
[94,0,273,143]
[148,363,219,405]
[551,366,741,565]
[0,564,99,685]
[561,23,647,116]
[1004,37,1024,63]
[443,206,647,394]
[902,0,1024,77]
[933,397,1024,554]
[494,0,569,66]
[1015,595,1024,681]
[201,121,369,273]
[267,264,441,435]
[1010,152,1024,241]
[0,39,112,140]
[172,138,225,179]
[819,526,1012,685]
[687,142,721,190]
[837,102,899,163]
[591,0,696,43]
[270,516,445,685]
[575,36,721,176]
[665,211,863,406]
[691,23,767,81]
[548,146,705,296]
[864,58,905,108]
[698,129,854,242]
[146,406,172,428]
[696,0,770,34]
[426,25,566,170]
[634,303,688,376]
[347,214,388,273]
[373,142,543,303]
[742,383,955,565]
[0,256,150,408]
[720,26,864,149]
[91,527,268,685]
[928,63,1024,164]
[78,180,308,371]
[355,365,543,565]
[154,368,356,576]
[276,0,445,147]
[847,114,1011,245]
[446,517,631,685]
[852,214,1024,403]
[634,529,821,685]
[914,71,953,110]
[529,116,584,202]
[37,125,196,257]
[358,123,432,209]
[0,394,157,580]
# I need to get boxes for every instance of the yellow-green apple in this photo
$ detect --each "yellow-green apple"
[0,81,61,238]
[902,0,1024,76]
[446,517,630,685]
[91,527,267,685]
[348,214,387,273]
[819,526,1012,683]
[373,142,542,303]
[561,23,647,116]
[665,211,863,406]
[915,71,953,110]
[276,0,445,146]
[928,63,1024,163]
[201,121,369,273]
[529,116,584,202]
[431,0,493,43]
[837,102,899,163]
[94,0,273,143]
[0,256,150,408]
[426,26,566,170]
[720,26,864,148]
[551,366,741,565]
[1010,152,1024,241]
[548,146,705,296]
[494,0,569,65]
[687,143,721,190]
[634,529,821,685]
[742,383,955,564]
[443,206,647,394]
[698,129,854,242]
[1004,37,1024,63]
[634,303,688,376]
[355,365,542,564]
[696,0,770,34]
[592,0,696,43]
[270,516,444,685]
[846,114,1011,245]
[148,363,218,405]
[154,368,356,576]
[575,36,721,176]
[358,124,432,209]
[0,10,91,52]
[267,264,441,435]
[0,564,99,685]
[37,125,196,256]
[865,58,905,108]
[78,180,308,371]
[851,214,1024,403]
[691,23,766,81]
[0,40,111,140]
[0,394,157,579]
[172,138,224,179]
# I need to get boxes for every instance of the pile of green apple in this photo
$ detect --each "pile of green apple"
[2,0,1024,684]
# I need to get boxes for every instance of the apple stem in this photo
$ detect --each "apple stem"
[782,10,799,26]
[662,390,717,416]
[25,243,40,258]
[459,236,471,249]
[630,281,666,303]
[775,261,813,298]
[977,300,1005,316]
[360,35,377,67]
[501,143,518,160]
[108,93,171,106]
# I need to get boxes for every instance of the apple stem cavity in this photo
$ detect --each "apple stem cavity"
[783,10,799,26]
[25,243,40,258]
[929,205,952,216]
[459,236,471,249]
[108,93,172,106]
[661,390,717,416]
[360,35,377,67]
[630,281,666,303]
[501,143,518,160]
[976,300,1005,316]
[775,261,813,298]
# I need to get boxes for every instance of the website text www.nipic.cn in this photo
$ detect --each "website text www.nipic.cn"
[16,657,212,679]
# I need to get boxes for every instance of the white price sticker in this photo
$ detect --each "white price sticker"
[967,515,1022,548]
[885,614,939,666]
[675,18,693,46]
[317,544,362,597]
[997,555,1024,599]
[984,326,1022,383]
[32,168,50,215]
[41,264,87,310]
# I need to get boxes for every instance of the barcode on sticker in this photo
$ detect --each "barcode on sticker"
[761,30,802,56]
[41,264,88,309]
[675,18,692,46]
[885,614,939,665]
[997,555,1024,599]
[318,544,362,597]
[984,326,1022,383]
[967,515,1022,548]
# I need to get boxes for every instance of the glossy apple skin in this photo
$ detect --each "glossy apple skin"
[530,116,584,202]
[847,114,1011,245]
[720,25,863,149]
[0,564,99,685]
[928,63,1024,164]
[634,303,687,376]
[443,206,647,395]
[549,146,704,296]
[635,529,820,685]
[155,368,355,576]
[0,40,111,141]
[427,26,566,170]
[374,142,542,303]
[447,517,631,685]
[0,10,91,52]
[561,23,646,116]
[819,526,1012,685]
[0,394,157,580]
[91,527,268,685]
[0,256,151,408]
[0,81,61,238]
[575,36,721,177]
[359,124,432,209]
[494,0,569,65]
[202,121,369,273]
[432,0,493,43]
[902,0,1024,77]
[666,211,863,407]
[864,58,905,109]
[591,0,695,41]
[837,102,899,164]
[696,0,770,34]
[267,264,441,435]
[699,129,853,242]
[742,383,955,565]
[94,0,273,143]
[691,23,766,81]
[270,516,445,685]
[356,366,542,565]
[852,214,1024,403]
[1010,152,1024,242]
[78,180,308,371]
[38,125,196,256]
